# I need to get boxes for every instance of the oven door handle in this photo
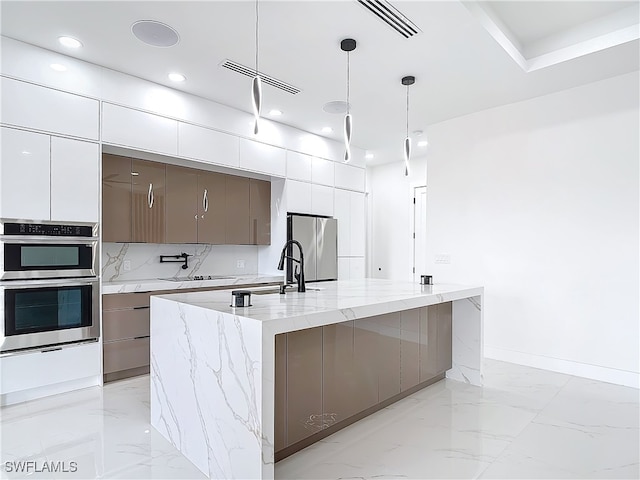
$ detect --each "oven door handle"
[0,278,99,288]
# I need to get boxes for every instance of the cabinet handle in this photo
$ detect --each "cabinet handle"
[203,189,209,213]
[148,183,154,209]
[132,306,150,310]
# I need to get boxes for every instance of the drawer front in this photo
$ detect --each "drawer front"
[103,308,150,342]
[103,337,150,374]
[103,292,151,310]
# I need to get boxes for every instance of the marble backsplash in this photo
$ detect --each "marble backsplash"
[102,243,259,282]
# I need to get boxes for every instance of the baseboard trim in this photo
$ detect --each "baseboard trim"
[0,375,101,406]
[484,346,639,389]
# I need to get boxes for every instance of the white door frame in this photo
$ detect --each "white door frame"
[413,185,427,281]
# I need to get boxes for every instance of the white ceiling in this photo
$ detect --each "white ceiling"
[1,1,638,165]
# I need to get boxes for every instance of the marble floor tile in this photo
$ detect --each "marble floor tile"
[1,361,638,480]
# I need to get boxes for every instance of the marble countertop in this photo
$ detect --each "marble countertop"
[101,274,284,294]
[153,279,483,334]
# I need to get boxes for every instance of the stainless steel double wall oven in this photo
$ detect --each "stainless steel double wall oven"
[0,219,100,354]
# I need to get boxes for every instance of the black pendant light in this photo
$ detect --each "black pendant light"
[252,0,262,135]
[341,38,356,163]
[402,75,415,176]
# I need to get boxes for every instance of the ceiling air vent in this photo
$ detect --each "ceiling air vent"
[356,0,421,39]
[220,59,301,95]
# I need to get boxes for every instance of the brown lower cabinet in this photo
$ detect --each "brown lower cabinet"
[102,282,281,382]
[274,303,453,458]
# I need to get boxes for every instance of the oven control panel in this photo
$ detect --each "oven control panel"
[3,222,94,237]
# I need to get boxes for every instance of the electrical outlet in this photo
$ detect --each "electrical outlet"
[123,260,131,271]
[435,254,451,264]
[236,259,245,269]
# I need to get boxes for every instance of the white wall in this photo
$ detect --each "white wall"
[368,157,427,281]
[370,72,639,387]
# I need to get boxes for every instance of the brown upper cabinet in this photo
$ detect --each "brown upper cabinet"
[250,179,271,245]
[225,175,251,244]
[102,155,271,245]
[131,159,166,243]
[102,154,132,242]
[197,171,226,244]
[166,165,198,244]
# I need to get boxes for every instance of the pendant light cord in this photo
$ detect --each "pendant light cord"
[406,85,409,137]
[255,0,259,75]
[346,51,350,114]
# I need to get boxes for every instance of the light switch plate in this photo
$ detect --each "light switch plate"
[435,254,451,264]
[236,259,245,269]
[123,260,131,271]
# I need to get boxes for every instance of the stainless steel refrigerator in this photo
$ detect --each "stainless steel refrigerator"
[287,214,337,283]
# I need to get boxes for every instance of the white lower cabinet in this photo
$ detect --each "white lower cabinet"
[0,127,99,222]
[51,137,99,222]
[0,342,101,405]
[0,127,51,220]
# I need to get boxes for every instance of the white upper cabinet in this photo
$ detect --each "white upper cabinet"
[334,163,365,192]
[0,127,99,222]
[311,184,334,217]
[0,127,50,220]
[311,157,335,187]
[349,191,365,257]
[178,123,239,168]
[333,188,365,257]
[50,137,99,222]
[286,179,312,215]
[239,139,286,177]
[286,151,312,182]
[334,188,350,257]
[102,103,178,156]
[0,77,99,140]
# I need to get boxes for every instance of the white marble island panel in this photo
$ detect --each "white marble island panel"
[150,279,483,479]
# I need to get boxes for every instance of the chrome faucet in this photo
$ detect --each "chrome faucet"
[277,240,306,292]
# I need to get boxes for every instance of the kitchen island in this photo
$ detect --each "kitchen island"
[150,279,483,480]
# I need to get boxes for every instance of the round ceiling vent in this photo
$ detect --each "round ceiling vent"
[131,20,180,47]
[323,101,350,114]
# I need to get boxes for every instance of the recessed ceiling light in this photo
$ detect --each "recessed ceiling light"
[269,109,282,116]
[58,36,82,48]
[413,129,424,136]
[168,72,186,82]
[322,101,350,114]
[365,153,374,159]
[50,63,67,72]
[321,127,333,133]
[21,151,31,156]
[131,20,180,48]
[418,140,429,147]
